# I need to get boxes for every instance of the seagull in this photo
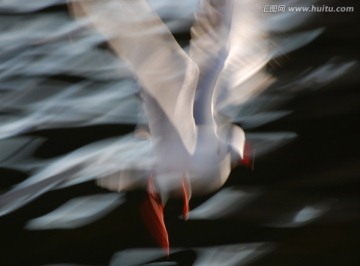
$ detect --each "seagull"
[65,0,329,253]
[68,0,256,253]
[0,0,326,255]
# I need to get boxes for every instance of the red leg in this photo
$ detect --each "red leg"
[182,175,190,220]
[139,177,169,256]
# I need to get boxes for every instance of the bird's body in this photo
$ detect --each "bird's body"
[154,125,232,198]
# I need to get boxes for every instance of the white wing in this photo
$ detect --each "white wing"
[69,0,199,155]
[214,0,325,121]
[190,0,233,128]
[188,0,326,157]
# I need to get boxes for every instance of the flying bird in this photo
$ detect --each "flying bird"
[0,0,327,255]
[67,0,257,253]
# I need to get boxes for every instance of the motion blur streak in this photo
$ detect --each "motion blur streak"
[109,243,271,266]
[26,193,124,230]
[188,187,258,219]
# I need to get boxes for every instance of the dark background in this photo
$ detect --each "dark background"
[0,1,360,265]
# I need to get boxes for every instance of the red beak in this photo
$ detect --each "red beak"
[241,141,253,169]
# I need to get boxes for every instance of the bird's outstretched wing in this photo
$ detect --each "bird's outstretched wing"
[187,0,268,157]
[194,0,326,155]
[215,0,325,124]
[190,0,233,128]
[69,0,199,155]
